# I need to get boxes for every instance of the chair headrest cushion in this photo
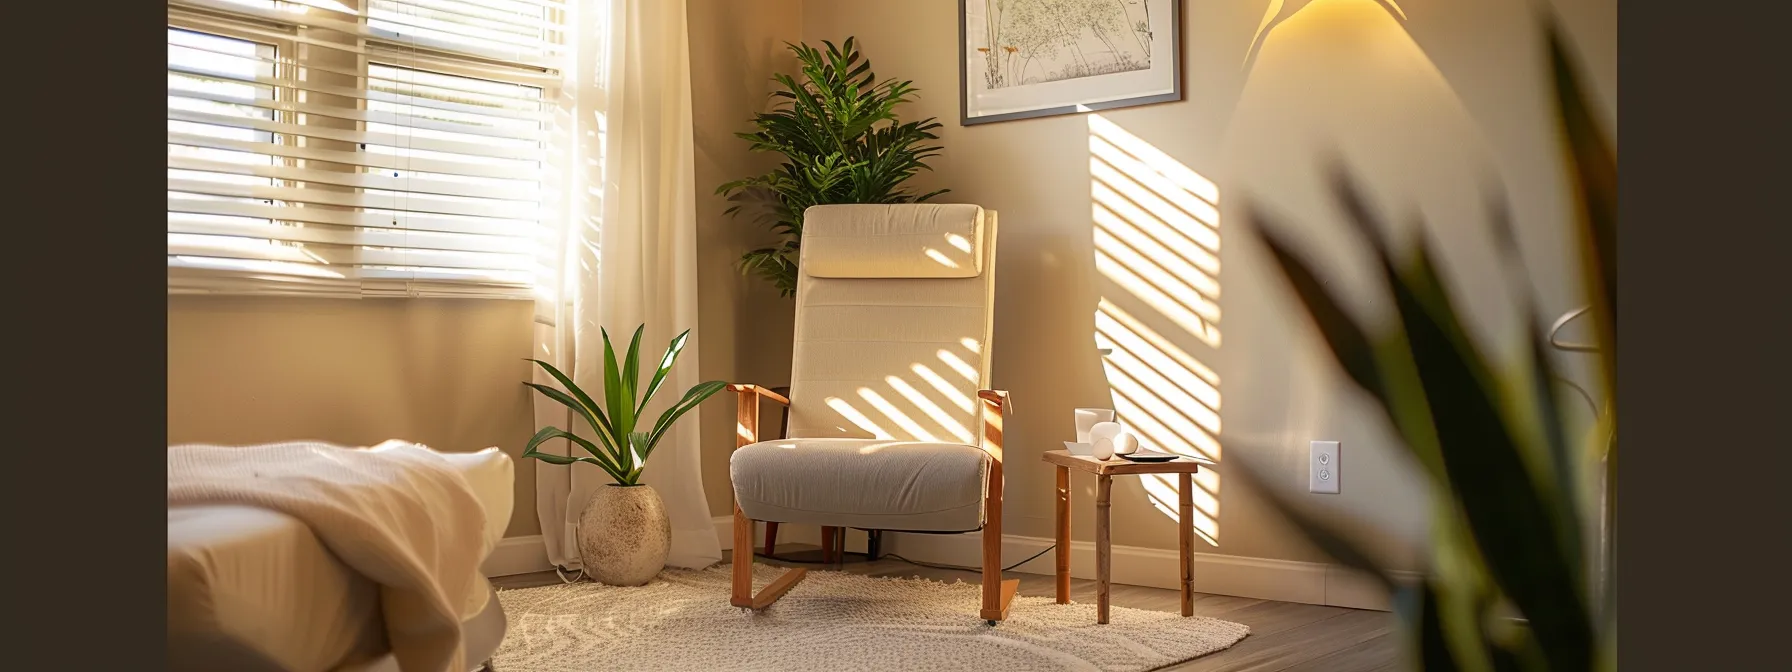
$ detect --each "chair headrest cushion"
[801,204,985,279]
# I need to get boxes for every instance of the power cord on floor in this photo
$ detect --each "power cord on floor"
[564,544,1059,580]
[756,545,1054,573]
[885,544,1055,573]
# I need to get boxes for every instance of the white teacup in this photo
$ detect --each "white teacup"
[1075,408,1115,443]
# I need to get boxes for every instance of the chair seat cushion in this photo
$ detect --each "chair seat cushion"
[730,438,990,532]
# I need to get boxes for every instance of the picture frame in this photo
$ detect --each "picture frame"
[959,0,1183,125]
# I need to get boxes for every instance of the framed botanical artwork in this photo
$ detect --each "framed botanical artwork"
[959,0,1182,125]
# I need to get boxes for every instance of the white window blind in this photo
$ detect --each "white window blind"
[167,0,566,298]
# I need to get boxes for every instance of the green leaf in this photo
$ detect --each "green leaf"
[523,382,625,466]
[1548,25,1617,402]
[618,325,645,443]
[525,359,622,460]
[624,431,653,482]
[637,329,692,416]
[1387,238,1593,671]
[646,380,729,457]
[1226,448,1395,592]
[600,328,629,443]
[523,426,630,484]
[1249,206,1385,399]
[1397,583,1464,672]
[1248,201,1447,483]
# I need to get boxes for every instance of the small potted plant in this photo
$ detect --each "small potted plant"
[522,326,725,586]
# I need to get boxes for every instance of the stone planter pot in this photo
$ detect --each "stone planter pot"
[576,483,670,586]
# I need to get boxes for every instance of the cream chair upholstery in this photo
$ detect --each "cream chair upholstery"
[727,204,1016,623]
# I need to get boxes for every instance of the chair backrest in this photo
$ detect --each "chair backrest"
[784,204,998,445]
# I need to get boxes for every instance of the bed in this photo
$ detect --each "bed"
[167,447,514,672]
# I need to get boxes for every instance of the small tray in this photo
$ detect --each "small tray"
[1119,450,1181,463]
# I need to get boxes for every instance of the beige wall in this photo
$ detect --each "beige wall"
[167,296,542,537]
[689,0,805,519]
[799,0,1616,567]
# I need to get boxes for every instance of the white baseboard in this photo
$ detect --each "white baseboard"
[482,535,553,577]
[878,529,1413,611]
[498,519,1407,611]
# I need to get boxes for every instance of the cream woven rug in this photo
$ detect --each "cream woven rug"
[493,565,1249,671]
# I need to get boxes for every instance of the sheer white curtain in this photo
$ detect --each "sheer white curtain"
[533,0,721,571]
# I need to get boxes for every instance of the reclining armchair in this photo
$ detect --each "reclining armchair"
[727,203,1017,623]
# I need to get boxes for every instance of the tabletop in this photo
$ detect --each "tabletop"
[1041,449,1215,476]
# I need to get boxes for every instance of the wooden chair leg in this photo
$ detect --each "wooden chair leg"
[763,521,780,557]
[731,505,754,608]
[733,505,808,610]
[821,526,839,563]
[980,455,1018,623]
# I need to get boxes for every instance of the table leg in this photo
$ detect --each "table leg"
[1096,474,1112,624]
[1056,465,1071,604]
[1179,472,1194,617]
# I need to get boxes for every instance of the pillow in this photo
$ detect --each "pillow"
[372,441,514,559]
[802,204,985,279]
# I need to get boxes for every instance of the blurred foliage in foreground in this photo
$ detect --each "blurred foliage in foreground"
[1236,24,1615,672]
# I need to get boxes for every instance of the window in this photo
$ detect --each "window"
[166,0,565,298]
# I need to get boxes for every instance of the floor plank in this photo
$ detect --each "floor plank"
[486,543,1408,671]
[1168,611,1396,672]
[1279,633,1402,672]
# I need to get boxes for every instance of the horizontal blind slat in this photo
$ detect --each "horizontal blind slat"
[168,198,538,237]
[168,63,549,121]
[169,43,556,104]
[169,88,546,142]
[167,156,538,200]
[168,132,540,179]
[170,14,563,83]
[168,109,542,161]
[170,0,564,66]
[169,216,536,254]
[170,178,539,219]
[372,0,557,31]
[170,242,534,272]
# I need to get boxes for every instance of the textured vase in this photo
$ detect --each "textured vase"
[577,484,670,586]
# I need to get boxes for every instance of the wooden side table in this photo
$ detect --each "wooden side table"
[1042,449,1215,624]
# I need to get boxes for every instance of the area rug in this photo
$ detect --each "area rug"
[493,564,1249,671]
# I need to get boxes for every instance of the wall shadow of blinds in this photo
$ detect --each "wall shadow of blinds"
[167,0,566,298]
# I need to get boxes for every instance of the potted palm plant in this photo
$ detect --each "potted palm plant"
[720,37,947,296]
[522,326,725,586]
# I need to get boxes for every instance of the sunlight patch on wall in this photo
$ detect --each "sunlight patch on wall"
[1090,113,1223,546]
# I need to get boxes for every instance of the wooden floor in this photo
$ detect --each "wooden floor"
[492,544,1405,672]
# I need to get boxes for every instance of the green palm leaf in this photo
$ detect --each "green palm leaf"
[523,426,628,484]
[638,329,693,416]
[526,359,622,461]
[646,380,729,457]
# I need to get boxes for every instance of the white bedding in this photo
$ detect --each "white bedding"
[167,441,515,672]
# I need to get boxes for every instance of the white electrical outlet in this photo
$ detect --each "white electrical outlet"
[1310,440,1341,494]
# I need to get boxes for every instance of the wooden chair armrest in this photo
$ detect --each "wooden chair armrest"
[976,389,1010,462]
[728,384,790,449]
[977,389,1012,414]
[726,383,791,407]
